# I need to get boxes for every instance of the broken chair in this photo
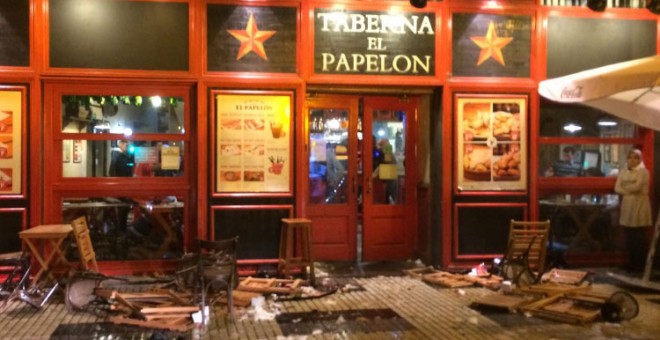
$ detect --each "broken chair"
[196,237,239,319]
[501,219,550,286]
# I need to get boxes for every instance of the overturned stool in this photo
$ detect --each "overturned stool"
[278,218,315,286]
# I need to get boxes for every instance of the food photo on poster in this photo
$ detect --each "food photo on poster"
[456,95,527,192]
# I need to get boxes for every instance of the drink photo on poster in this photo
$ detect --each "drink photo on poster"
[270,120,285,139]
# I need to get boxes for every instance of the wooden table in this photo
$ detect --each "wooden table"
[540,200,608,251]
[139,202,183,258]
[19,224,73,287]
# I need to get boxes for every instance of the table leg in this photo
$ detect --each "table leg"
[566,208,601,250]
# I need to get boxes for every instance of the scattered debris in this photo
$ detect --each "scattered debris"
[96,288,199,332]
[238,277,303,295]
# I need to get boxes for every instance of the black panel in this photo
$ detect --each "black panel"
[452,13,531,78]
[49,0,188,71]
[0,0,29,67]
[0,211,22,253]
[207,5,297,73]
[547,17,656,78]
[457,206,525,255]
[214,208,290,259]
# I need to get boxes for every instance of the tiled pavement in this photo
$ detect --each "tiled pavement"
[1,266,660,339]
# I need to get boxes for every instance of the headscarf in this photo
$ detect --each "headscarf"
[629,148,645,170]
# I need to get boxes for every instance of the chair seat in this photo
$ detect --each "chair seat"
[202,267,232,281]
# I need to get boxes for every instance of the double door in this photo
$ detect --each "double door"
[303,95,417,261]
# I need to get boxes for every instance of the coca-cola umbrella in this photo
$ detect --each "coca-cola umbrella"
[538,55,660,130]
[539,55,660,289]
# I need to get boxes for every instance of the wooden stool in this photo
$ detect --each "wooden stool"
[278,218,315,286]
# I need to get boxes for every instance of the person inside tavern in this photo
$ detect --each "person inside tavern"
[109,140,133,177]
[545,146,582,177]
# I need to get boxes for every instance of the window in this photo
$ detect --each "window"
[45,82,193,260]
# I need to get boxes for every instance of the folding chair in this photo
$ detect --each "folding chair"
[0,251,31,312]
[70,216,98,272]
[501,219,550,286]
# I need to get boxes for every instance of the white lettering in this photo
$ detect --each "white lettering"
[316,11,435,35]
[367,37,386,51]
[352,54,365,72]
[320,53,432,74]
[322,53,335,72]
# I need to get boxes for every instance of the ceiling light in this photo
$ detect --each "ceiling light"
[150,96,162,107]
[563,123,582,133]
[597,120,617,127]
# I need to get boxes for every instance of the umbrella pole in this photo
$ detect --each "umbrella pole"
[642,212,660,282]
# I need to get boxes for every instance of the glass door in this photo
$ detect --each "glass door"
[304,95,359,260]
[362,97,417,261]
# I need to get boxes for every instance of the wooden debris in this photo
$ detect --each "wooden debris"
[99,288,199,331]
[422,272,474,288]
[514,282,591,296]
[463,274,504,290]
[541,269,589,285]
[520,292,605,324]
[403,266,438,279]
[421,271,503,289]
[108,315,193,332]
[238,277,303,295]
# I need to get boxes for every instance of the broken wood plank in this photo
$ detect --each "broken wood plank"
[403,266,439,279]
[108,315,193,332]
[422,272,474,288]
[541,269,589,285]
[238,277,303,294]
[140,306,200,314]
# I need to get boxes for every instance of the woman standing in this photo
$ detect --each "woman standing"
[615,149,652,273]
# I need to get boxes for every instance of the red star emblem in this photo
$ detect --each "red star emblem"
[470,21,513,66]
[227,14,276,61]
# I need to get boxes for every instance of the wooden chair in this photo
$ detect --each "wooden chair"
[70,216,99,272]
[502,219,550,285]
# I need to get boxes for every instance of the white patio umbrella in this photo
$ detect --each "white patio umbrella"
[538,55,660,130]
[539,54,660,288]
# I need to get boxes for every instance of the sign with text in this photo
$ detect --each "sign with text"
[215,93,292,195]
[314,9,435,76]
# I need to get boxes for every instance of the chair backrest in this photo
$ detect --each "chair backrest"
[507,219,550,275]
[71,216,99,272]
[197,237,239,286]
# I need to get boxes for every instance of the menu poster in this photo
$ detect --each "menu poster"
[456,95,527,192]
[215,93,291,194]
[161,146,180,170]
[0,89,21,195]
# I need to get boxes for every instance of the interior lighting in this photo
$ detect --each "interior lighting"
[586,0,607,12]
[150,96,162,107]
[647,0,660,14]
[409,0,427,9]
[377,129,386,137]
[563,123,582,133]
[597,120,617,127]
[483,1,503,9]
